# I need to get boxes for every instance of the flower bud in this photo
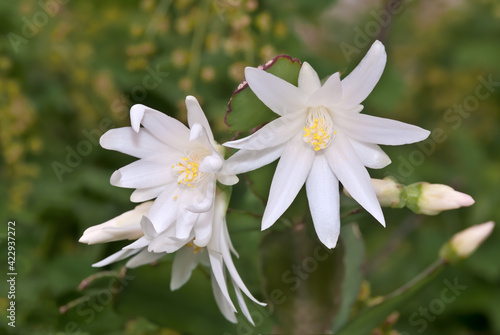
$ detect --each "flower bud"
[79,201,153,244]
[371,178,405,208]
[406,182,474,215]
[440,221,495,262]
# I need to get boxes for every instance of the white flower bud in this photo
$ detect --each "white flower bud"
[79,201,153,244]
[450,221,495,258]
[417,183,475,215]
[371,178,404,208]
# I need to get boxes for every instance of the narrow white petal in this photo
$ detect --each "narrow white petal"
[130,185,166,202]
[208,250,237,312]
[126,249,165,268]
[170,247,201,290]
[233,281,254,325]
[147,183,179,232]
[326,133,385,226]
[340,40,387,107]
[223,113,304,150]
[336,112,431,145]
[245,67,308,115]
[92,248,141,267]
[186,95,215,144]
[305,154,341,249]
[349,138,391,169]
[130,104,190,147]
[175,210,199,240]
[210,272,237,323]
[222,145,285,175]
[186,177,216,213]
[307,72,342,107]
[217,173,239,186]
[298,62,321,95]
[262,136,314,230]
[123,236,150,250]
[193,207,215,247]
[148,231,189,253]
[100,127,167,158]
[140,215,158,239]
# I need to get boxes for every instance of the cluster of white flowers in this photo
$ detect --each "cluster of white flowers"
[79,40,477,323]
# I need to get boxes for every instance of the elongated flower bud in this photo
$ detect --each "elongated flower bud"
[406,183,475,215]
[79,201,153,244]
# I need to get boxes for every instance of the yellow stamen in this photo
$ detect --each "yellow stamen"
[186,241,203,254]
[303,106,334,151]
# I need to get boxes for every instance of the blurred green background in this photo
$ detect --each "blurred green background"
[1,0,500,334]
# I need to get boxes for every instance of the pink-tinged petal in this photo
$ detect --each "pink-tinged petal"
[126,249,165,268]
[340,40,387,108]
[222,145,285,175]
[130,104,190,147]
[307,72,342,107]
[170,246,202,290]
[185,95,215,144]
[349,138,391,169]
[305,154,341,249]
[326,133,385,226]
[298,62,321,95]
[130,185,166,202]
[245,67,308,116]
[262,136,315,230]
[210,272,238,323]
[336,112,431,145]
[100,127,167,158]
[223,113,304,150]
[92,248,141,267]
[110,154,177,189]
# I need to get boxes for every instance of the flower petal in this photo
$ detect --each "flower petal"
[147,183,180,232]
[193,207,215,247]
[349,138,391,169]
[170,246,202,290]
[126,249,165,268]
[130,185,166,202]
[92,248,141,267]
[186,95,215,144]
[222,145,285,175]
[262,136,315,230]
[298,62,321,95]
[245,67,308,116]
[340,40,387,107]
[130,104,190,147]
[208,250,237,312]
[100,127,167,159]
[211,272,237,323]
[336,112,431,145]
[307,72,342,107]
[326,132,385,226]
[186,176,216,213]
[305,154,341,249]
[223,113,304,150]
[175,209,199,240]
[233,280,254,325]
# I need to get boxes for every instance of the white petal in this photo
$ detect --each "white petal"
[199,153,224,174]
[217,173,239,186]
[262,136,315,230]
[175,210,199,240]
[336,112,431,145]
[210,272,237,323]
[147,183,179,232]
[326,133,385,226]
[186,177,216,213]
[340,40,387,107]
[186,96,215,144]
[222,145,285,175]
[298,62,321,95]
[92,248,141,267]
[123,236,150,250]
[233,281,254,325]
[130,104,190,147]
[100,127,167,159]
[307,72,342,107]
[193,207,215,247]
[110,154,176,189]
[245,67,308,116]
[208,250,237,312]
[130,185,166,202]
[349,138,391,169]
[126,249,165,268]
[223,113,304,150]
[140,215,158,239]
[305,154,341,249]
[170,247,201,290]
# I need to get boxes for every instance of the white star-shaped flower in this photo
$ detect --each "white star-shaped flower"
[223,40,430,248]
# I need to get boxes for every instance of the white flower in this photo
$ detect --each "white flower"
[79,201,153,245]
[100,95,236,248]
[223,40,430,248]
[91,190,265,324]
[415,183,475,215]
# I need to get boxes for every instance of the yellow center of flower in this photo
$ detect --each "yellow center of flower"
[186,241,203,254]
[172,156,200,188]
[303,106,335,151]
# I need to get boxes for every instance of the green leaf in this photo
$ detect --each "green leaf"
[225,55,301,132]
[332,222,365,331]
[260,225,345,334]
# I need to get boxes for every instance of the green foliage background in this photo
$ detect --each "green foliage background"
[1,0,499,334]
